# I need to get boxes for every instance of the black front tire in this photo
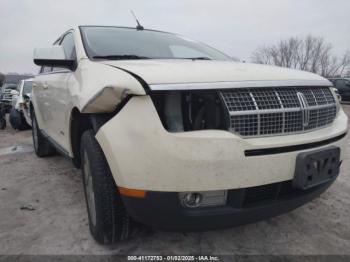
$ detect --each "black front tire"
[9,108,30,130]
[81,129,132,244]
[0,118,6,129]
[32,111,56,157]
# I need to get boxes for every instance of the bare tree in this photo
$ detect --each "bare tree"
[338,51,350,77]
[251,35,350,78]
[345,65,350,78]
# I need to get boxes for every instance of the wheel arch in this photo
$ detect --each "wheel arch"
[69,107,118,168]
[69,107,92,168]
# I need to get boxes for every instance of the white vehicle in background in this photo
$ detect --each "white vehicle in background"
[9,79,33,130]
[0,83,18,113]
[32,25,348,244]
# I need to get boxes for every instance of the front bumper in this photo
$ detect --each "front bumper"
[122,179,334,230]
[96,96,348,192]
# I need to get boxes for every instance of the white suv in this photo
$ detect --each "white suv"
[32,26,348,244]
[9,79,33,130]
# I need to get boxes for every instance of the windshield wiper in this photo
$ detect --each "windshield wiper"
[182,57,212,60]
[92,55,151,60]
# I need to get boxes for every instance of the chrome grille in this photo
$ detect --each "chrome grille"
[220,87,337,137]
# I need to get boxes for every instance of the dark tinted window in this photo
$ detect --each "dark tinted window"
[335,80,347,89]
[345,79,350,87]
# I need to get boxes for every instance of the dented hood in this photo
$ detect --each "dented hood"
[98,59,330,87]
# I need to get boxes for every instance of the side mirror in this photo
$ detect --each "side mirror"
[10,90,19,96]
[23,93,31,100]
[33,46,76,70]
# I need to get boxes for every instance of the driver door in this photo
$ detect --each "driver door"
[45,32,77,152]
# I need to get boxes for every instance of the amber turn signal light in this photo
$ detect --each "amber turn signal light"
[118,187,147,198]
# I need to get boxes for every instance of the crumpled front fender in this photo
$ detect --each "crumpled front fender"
[73,59,146,113]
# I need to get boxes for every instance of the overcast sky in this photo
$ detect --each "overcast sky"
[0,0,349,74]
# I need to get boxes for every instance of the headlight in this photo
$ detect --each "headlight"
[150,90,228,132]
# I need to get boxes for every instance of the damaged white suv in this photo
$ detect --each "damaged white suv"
[32,26,348,244]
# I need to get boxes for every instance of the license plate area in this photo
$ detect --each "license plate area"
[293,146,340,190]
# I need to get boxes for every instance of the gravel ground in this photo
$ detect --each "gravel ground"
[0,105,349,255]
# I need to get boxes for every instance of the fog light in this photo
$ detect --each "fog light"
[181,192,202,208]
[179,190,227,208]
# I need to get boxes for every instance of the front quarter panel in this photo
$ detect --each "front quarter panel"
[73,59,146,113]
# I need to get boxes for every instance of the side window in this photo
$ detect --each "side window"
[338,80,346,89]
[345,80,350,89]
[52,32,76,72]
[60,33,76,60]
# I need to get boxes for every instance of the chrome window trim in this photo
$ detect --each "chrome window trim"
[149,80,331,91]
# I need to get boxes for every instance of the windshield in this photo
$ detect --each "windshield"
[80,26,231,61]
[23,81,32,94]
